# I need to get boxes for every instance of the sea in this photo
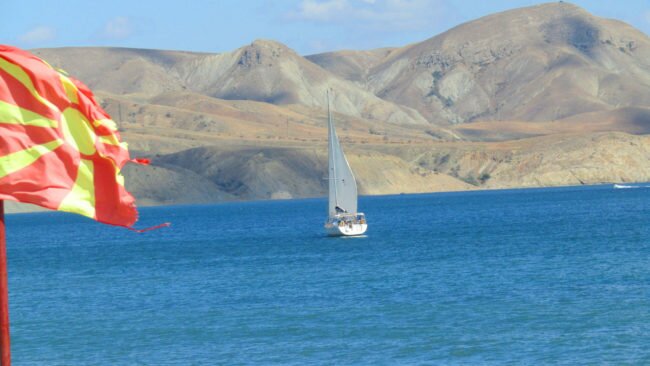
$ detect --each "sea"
[5,184,650,365]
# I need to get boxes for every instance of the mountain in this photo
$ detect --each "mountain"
[150,145,474,202]
[117,129,650,206]
[6,2,649,212]
[410,132,650,188]
[34,2,650,140]
[310,2,650,131]
[34,41,428,126]
[31,47,196,99]
[306,48,396,85]
[182,40,428,125]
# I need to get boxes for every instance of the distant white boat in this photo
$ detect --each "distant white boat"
[323,91,367,237]
[613,184,638,189]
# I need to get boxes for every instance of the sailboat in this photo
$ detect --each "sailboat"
[323,91,367,236]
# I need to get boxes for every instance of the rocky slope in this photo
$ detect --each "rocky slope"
[34,41,429,126]
[310,2,650,129]
[306,48,396,85]
[409,132,650,188]
[147,145,475,202]
[117,131,650,206]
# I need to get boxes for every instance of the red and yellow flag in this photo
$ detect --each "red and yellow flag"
[0,45,139,227]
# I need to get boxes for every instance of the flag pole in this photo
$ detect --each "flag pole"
[0,201,10,366]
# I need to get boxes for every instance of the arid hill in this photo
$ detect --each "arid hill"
[34,41,428,126]
[311,2,650,133]
[7,2,649,211]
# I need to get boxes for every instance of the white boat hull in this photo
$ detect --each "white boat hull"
[325,222,367,237]
[613,184,636,189]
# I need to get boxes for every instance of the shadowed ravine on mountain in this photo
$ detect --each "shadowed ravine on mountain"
[11,2,650,210]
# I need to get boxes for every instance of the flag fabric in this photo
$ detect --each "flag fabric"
[0,45,140,227]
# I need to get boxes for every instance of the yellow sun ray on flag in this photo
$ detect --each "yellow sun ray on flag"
[0,139,64,179]
[0,100,58,127]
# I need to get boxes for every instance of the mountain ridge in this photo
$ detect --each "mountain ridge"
[308,1,650,126]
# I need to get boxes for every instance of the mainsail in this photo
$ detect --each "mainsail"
[327,92,358,217]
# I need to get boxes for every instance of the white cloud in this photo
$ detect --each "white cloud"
[288,0,447,32]
[293,0,347,22]
[102,16,133,39]
[18,26,56,44]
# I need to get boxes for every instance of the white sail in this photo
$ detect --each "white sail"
[327,91,358,218]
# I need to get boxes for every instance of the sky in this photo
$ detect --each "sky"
[3,1,649,55]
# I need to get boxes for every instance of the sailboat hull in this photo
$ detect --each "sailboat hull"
[325,222,367,237]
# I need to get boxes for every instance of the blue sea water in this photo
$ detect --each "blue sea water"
[5,184,650,365]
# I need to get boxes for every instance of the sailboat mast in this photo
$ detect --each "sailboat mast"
[327,90,338,216]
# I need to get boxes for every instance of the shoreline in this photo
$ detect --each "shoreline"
[5,180,644,216]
